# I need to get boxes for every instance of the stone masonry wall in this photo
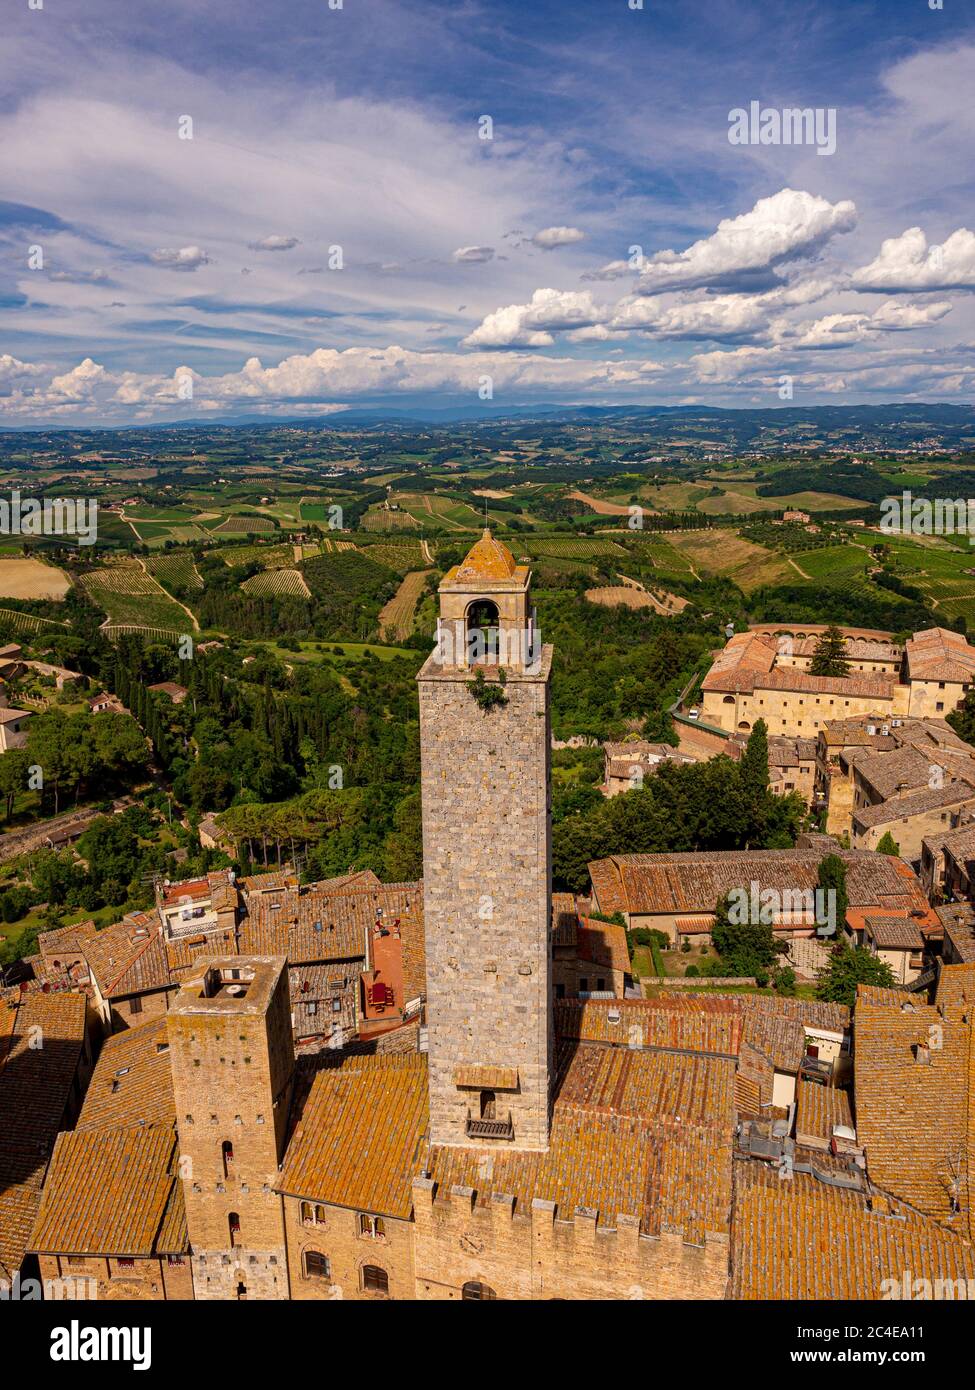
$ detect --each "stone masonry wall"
[418,650,554,1151]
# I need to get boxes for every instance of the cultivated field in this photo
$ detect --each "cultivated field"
[0,556,72,600]
[146,553,204,589]
[78,561,195,631]
[240,569,311,598]
[668,529,794,591]
[379,569,432,640]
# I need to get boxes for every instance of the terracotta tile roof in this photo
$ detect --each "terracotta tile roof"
[0,991,87,1275]
[31,1125,184,1257]
[278,1054,428,1219]
[428,1044,734,1243]
[280,1037,734,1241]
[853,779,975,830]
[0,991,87,1176]
[576,918,630,976]
[864,916,926,950]
[854,969,975,1225]
[86,924,172,999]
[767,736,818,766]
[239,883,421,968]
[446,528,518,582]
[795,1078,853,1146]
[906,627,975,684]
[76,1018,175,1131]
[732,1161,975,1299]
[702,630,896,698]
[555,996,742,1056]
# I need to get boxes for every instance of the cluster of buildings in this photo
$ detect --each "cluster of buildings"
[700,622,975,737]
[3,534,975,1301]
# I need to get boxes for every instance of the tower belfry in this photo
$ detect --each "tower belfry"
[418,530,553,1150]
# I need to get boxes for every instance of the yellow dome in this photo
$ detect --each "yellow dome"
[455,528,517,581]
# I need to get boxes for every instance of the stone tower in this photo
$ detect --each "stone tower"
[418,530,553,1150]
[167,955,294,1299]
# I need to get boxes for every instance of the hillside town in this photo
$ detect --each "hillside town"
[3,531,975,1305]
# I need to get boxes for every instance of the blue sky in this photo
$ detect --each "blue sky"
[2,0,975,423]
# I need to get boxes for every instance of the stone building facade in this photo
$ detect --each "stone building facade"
[167,956,294,1300]
[417,531,554,1152]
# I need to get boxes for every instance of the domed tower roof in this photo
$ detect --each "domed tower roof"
[455,528,517,582]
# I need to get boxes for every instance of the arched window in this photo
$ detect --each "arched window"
[462,1281,497,1301]
[304,1250,331,1280]
[222,1141,234,1178]
[228,1212,240,1247]
[362,1265,389,1294]
[480,1090,496,1121]
[738,721,751,732]
[466,599,500,664]
[358,1213,385,1239]
[722,695,735,704]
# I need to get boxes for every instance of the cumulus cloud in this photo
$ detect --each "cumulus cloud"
[635,189,856,294]
[247,235,301,252]
[0,344,668,420]
[582,259,635,282]
[531,226,586,250]
[149,245,210,271]
[852,226,975,291]
[452,245,495,263]
[462,288,605,347]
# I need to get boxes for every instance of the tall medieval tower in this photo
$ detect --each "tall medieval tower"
[418,530,553,1151]
[167,955,295,1299]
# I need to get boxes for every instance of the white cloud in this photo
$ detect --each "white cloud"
[149,245,210,271]
[581,259,633,282]
[248,235,301,252]
[462,288,605,347]
[452,245,495,263]
[869,299,952,330]
[531,226,586,250]
[852,226,975,291]
[635,189,856,293]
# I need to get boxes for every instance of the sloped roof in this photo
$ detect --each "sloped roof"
[31,1125,183,1257]
[854,965,975,1227]
[76,1017,175,1132]
[732,1163,975,1299]
[451,528,517,582]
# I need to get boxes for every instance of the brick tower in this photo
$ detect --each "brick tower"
[418,530,553,1150]
[167,955,295,1299]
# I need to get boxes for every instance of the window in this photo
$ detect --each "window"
[129,996,143,1015]
[229,1212,240,1246]
[167,1256,185,1268]
[359,1214,385,1239]
[555,983,565,999]
[303,1250,331,1280]
[480,1090,496,1121]
[596,978,606,992]
[222,1140,234,1178]
[362,1265,389,1294]
[301,1203,327,1227]
[117,1258,135,1270]
[462,1281,497,1301]
[579,977,588,992]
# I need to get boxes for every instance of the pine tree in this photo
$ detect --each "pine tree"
[809,625,851,677]
[876,831,900,856]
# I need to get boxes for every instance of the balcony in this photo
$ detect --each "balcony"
[465,1112,514,1141]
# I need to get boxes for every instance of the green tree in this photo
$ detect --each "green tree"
[739,718,769,845]
[876,831,900,856]
[817,854,849,937]
[809,625,851,677]
[816,943,895,1007]
[711,891,787,987]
